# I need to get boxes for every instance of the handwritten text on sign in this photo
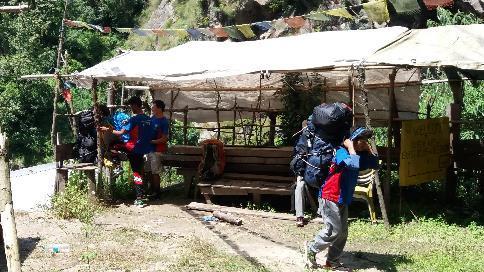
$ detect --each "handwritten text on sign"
[399,117,450,186]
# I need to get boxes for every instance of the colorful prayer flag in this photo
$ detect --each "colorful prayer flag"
[252,21,272,32]
[423,0,454,10]
[389,0,421,14]
[187,28,203,40]
[210,27,229,38]
[132,28,149,36]
[198,28,215,38]
[346,5,363,16]
[324,7,354,19]
[224,26,245,40]
[271,19,288,37]
[116,28,132,34]
[363,0,390,23]
[175,29,189,40]
[305,12,331,22]
[236,24,256,39]
[284,16,306,28]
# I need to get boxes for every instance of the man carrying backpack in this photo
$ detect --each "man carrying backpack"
[100,96,153,207]
[304,127,378,271]
[145,100,169,200]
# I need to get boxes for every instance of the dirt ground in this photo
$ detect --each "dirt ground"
[9,197,388,272]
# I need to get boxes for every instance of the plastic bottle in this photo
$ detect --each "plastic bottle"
[48,244,70,254]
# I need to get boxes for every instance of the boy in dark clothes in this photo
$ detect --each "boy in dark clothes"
[305,127,378,271]
[100,96,153,207]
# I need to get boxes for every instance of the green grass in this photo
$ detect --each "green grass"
[169,238,270,272]
[348,218,484,271]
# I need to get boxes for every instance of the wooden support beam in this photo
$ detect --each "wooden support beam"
[0,4,29,13]
[268,113,277,146]
[358,69,390,228]
[0,131,22,272]
[91,79,102,198]
[444,68,463,203]
[183,106,188,145]
[385,69,397,210]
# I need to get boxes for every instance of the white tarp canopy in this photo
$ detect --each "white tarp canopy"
[76,24,484,85]
[76,26,408,83]
[152,68,422,124]
[366,24,484,70]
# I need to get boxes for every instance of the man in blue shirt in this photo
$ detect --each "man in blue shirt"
[145,100,169,199]
[100,96,152,207]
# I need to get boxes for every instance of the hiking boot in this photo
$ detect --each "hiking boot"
[296,217,304,227]
[323,261,352,271]
[304,241,318,269]
[133,199,147,208]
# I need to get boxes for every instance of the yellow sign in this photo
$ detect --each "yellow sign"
[399,117,451,186]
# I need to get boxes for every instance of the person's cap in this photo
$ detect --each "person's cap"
[350,127,373,141]
[125,96,142,106]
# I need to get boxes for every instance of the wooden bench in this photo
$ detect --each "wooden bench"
[161,145,294,204]
[55,135,97,195]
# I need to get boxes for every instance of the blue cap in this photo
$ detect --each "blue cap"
[350,127,372,141]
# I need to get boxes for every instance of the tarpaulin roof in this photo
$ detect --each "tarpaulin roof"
[366,24,484,70]
[76,26,408,84]
[75,24,484,86]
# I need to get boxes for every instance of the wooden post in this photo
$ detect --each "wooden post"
[51,0,69,150]
[232,98,237,145]
[268,113,277,146]
[55,133,68,193]
[216,91,221,140]
[183,106,188,145]
[444,68,463,203]
[91,79,102,198]
[107,82,115,113]
[0,131,22,272]
[358,69,390,228]
[385,69,397,209]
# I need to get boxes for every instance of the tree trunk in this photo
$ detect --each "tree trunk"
[0,132,22,272]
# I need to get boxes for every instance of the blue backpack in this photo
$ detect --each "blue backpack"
[111,111,130,142]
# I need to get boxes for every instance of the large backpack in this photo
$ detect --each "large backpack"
[311,102,353,146]
[198,139,226,181]
[74,110,97,163]
[290,102,353,188]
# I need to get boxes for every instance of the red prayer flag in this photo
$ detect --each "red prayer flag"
[62,89,72,102]
[210,27,229,38]
[423,0,454,10]
[284,16,306,29]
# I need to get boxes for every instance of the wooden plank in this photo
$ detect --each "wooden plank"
[55,143,74,161]
[222,173,294,182]
[225,147,293,158]
[224,164,292,176]
[186,202,296,221]
[0,4,29,13]
[226,156,290,165]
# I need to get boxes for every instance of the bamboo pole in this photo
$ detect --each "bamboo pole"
[357,68,390,228]
[0,131,21,272]
[91,79,101,198]
[385,69,397,209]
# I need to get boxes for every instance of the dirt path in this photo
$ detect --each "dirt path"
[10,199,384,271]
